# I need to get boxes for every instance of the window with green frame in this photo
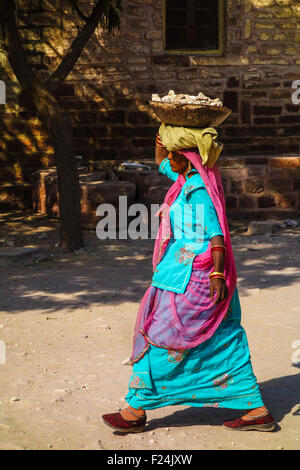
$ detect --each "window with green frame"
[164,0,225,55]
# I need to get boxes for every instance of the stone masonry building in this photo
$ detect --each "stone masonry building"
[1,0,300,220]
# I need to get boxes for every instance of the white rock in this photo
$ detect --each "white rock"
[54,389,66,394]
[285,219,298,228]
[151,90,222,106]
[152,94,161,102]
[38,232,48,239]
[10,397,20,402]
[122,357,131,365]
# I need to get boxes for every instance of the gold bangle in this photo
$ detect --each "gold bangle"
[211,245,226,250]
[209,274,226,280]
[209,271,225,278]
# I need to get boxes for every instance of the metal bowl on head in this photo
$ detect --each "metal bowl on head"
[148,100,232,128]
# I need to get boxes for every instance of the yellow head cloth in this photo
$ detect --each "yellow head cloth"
[158,124,223,168]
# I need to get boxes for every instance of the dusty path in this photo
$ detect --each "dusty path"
[0,211,299,450]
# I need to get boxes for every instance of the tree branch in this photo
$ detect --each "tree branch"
[68,0,89,22]
[0,0,36,95]
[47,0,110,93]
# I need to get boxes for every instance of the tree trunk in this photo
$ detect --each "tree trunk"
[32,83,84,250]
[49,107,84,250]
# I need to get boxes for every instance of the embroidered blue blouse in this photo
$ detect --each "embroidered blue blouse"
[151,157,223,294]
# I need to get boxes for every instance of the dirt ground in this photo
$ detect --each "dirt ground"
[0,210,299,451]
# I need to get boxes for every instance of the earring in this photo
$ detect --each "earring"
[187,161,192,170]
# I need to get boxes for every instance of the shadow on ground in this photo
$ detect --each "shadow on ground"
[141,373,300,432]
[0,210,300,314]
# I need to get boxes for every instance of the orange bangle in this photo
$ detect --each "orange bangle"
[211,246,226,252]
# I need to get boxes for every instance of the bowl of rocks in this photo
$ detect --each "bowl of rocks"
[148,90,231,128]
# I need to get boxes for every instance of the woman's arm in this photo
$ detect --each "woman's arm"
[210,235,228,304]
[188,187,227,305]
[155,133,169,166]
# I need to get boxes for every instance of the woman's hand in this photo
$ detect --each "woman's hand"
[209,278,228,304]
[155,132,169,165]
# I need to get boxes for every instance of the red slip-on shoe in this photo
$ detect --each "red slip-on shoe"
[102,408,146,433]
[222,412,276,432]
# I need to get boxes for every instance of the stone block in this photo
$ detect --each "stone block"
[293,179,300,191]
[0,183,32,210]
[239,195,258,209]
[0,246,41,267]
[225,195,238,209]
[79,171,107,182]
[253,105,282,115]
[241,101,251,125]
[243,178,264,193]
[127,112,151,125]
[147,185,171,206]
[258,194,277,208]
[266,178,293,193]
[83,181,138,228]
[273,7,293,17]
[145,30,162,40]
[274,192,297,208]
[246,220,280,235]
[252,0,275,6]
[269,157,300,168]
[244,19,252,39]
[152,55,190,66]
[230,179,243,194]
[255,22,275,29]
[219,170,249,194]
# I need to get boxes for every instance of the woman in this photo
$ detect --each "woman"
[102,132,276,433]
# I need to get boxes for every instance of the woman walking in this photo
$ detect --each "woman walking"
[102,127,276,433]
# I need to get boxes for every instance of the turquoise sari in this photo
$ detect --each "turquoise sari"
[126,158,264,411]
[126,287,264,410]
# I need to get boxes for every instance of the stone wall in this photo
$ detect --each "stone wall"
[218,155,300,216]
[0,0,300,216]
[30,156,300,227]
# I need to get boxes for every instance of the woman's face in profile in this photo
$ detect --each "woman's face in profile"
[168,152,188,174]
